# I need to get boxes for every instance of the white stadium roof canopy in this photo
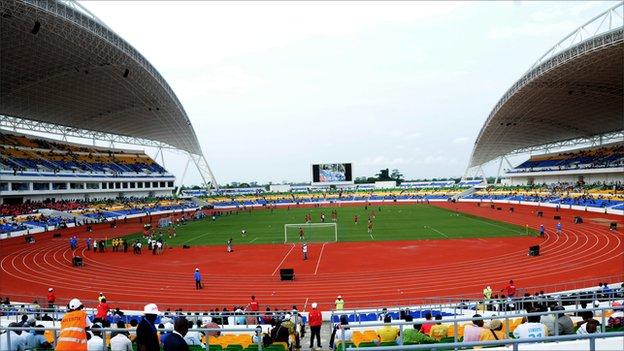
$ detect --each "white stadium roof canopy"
[0,0,217,187]
[468,3,624,168]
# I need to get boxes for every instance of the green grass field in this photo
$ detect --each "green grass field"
[118,204,536,246]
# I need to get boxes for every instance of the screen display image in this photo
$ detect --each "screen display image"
[312,163,352,183]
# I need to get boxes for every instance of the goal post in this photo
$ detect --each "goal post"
[284,223,338,243]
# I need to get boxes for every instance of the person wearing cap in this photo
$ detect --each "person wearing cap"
[479,319,507,342]
[55,298,91,351]
[308,302,322,349]
[335,296,344,310]
[136,303,161,351]
[194,269,203,290]
[47,288,56,309]
[163,317,190,351]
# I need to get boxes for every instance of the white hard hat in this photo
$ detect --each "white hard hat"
[48,288,53,292]
[311,302,318,309]
[195,268,199,271]
[337,295,342,299]
[143,303,160,315]
[68,298,83,310]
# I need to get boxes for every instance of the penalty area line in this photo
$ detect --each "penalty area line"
[271,243,296,276]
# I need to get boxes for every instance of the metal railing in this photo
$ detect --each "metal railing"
[335,306,623,349]
[329,293,624,324]
[0,325,261,351]
[345,332,624,351]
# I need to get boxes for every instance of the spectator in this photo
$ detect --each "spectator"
[184,320,203,346]
[513,309,548,339]
[136,303,161,351]
[479,319,507,342]
[262,307,274,325]
[554,306,574,335]
[420,312,434,334]
[31,325,52,350]
[163,317,190,351]
[463,314,485,342]
[57,298,91,350]
[376,316,399,343]
[87,324,105,351]
[539,305,556,336]
[0,322,27,351]
[270,320,290,345]
[577,319,599,335]
[308,302,322,349]
[402,318,435,345]
[429,315,448,341]
[110,321,133,351]
[335,315,353,346]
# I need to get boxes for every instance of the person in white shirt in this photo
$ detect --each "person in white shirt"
[110,321,133,351]
[513,312,548,339]
[184,320,203,346]
[87,325,104,351]
[0,323,27,351]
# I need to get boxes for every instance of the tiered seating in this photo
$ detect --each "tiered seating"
[510,143,624,173]
[0,131,167,175]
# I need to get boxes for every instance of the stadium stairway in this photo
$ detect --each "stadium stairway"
[451,186,480,201]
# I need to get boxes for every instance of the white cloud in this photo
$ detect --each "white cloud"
[452,136,469,144]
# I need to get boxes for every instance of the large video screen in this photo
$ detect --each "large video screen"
[312,163,352,183]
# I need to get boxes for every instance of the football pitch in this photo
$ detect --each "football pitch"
[122,204,536,246]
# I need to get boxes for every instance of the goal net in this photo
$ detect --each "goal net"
[284,223,338,243]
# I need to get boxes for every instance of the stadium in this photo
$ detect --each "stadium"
[0,1,623,351]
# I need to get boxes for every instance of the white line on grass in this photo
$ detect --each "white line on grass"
[428,226,449,238]
[249,238,258,243]
[314,242,327,275]
[271,243,296,276]
[459,214,526,235]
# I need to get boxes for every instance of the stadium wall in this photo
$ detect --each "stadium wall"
[212,198,624,215]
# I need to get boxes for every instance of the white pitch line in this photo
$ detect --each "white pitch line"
[314,242,327,275]
[249,238,258,243]
[271,244,296,276]
[429,226,449,238]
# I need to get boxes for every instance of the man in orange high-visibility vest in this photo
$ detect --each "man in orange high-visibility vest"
[56,298,91,351]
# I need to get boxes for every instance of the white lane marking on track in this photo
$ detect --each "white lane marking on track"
[314,243,328,275]
[271,244,296,276]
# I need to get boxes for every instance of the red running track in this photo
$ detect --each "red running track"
[0,203,622,311]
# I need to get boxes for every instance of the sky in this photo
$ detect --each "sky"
[77,0,620,186]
